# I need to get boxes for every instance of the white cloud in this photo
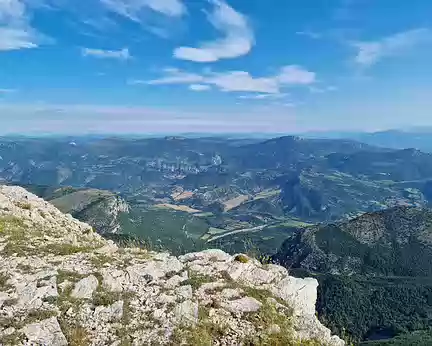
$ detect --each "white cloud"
[278,65,316,85]
[296,30,322,39]
[81,47,131,60]
[189,84,211,91]
[0,0,41,50]
[0,27,37,50]
[309,86,337,94]
[173,0,254,62]
[100,0,186,19]
[143,65,316,94]
[239,93,288,100]
[207,71,278,93]
[145,68,204,85]
[352,28,432,66]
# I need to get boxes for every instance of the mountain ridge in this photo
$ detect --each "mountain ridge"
[0,185,343,345]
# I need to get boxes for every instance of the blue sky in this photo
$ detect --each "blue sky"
[1,0,432,134]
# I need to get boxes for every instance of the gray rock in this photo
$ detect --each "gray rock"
[226,261,277,285]
[179,249,231,263]
[37,276,58,300]
[0,292,11,308]
[94,300,124,322]
[220,288,242,300]
[164,275,184,289]
[101,269,124,292]
[174,300,198,325]
[157,293,176,305]
[175,285,193,300]
[126,257,183,284]
[21,317,67,346]
[2,327,16,336]
[221,297,262,313]
[71,275,99,299]
[272,276,318,316]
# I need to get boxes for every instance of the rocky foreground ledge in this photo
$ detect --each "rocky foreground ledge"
[0,186,343,346]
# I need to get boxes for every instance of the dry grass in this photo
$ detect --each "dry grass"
[154,203,201,214]
[223,195,249,211]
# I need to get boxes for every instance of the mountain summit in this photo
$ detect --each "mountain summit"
[0,185,343,345]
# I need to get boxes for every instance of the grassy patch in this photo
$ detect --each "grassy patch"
[242,300,300,346]
[0,331,23,346]
[2,298,18,307]
[24,309,58,325]
[93,288,121,307]
[181,271,213,290]
[90,254,114,268]
[41,243,94,256]
[0,272,12,290]
[14,201,32,210]
[17,263,33,273]
[57,270,86,284]
[170,306,229,346]
[92,274,123,307]
[234,254,249,263]
[0,217,31,256]
[59,320,90,346]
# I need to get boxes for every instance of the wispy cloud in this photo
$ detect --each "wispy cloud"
[174,0,254,62]
[141,65,316,94]
[0,103,299,134]
[100,0,186,19]
[189,84,211,91]
[296,30,322,39]
[0,88,16,93]
[207,71,278,93]
[239,93,288,100]
[0,0,42,51]
[144,68,204,85]
[278,65,316,85]
[352,28,432,67]
[309,86,337,93]
[81,47,131,60]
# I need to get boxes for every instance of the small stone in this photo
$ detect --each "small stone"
[153,308,166,321]
[164,275,183,289]
[268,324,281,334]
[143,274,153,283]
[21,317,67,346]
[71,275,99,299]
[3,327,15,336]
[157,294,176,305]
[58,280,72,292]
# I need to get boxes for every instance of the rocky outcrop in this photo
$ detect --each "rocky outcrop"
[0,185,343,345]
[48,188,130,234]
[273,206,432,276]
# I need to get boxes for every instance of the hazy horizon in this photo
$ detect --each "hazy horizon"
[1,0,432,134]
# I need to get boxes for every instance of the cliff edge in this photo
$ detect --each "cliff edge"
[0,185,343,345]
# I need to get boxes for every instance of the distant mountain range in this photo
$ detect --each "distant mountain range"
[2,135,432,256]
[303,129,432,153]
